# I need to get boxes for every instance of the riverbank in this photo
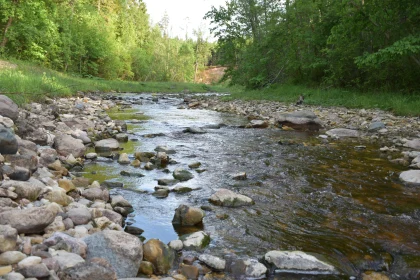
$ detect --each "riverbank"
[1,92,419,280]
[0,60,227,106]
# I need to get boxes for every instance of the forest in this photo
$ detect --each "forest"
[0,0,212,82]
[1,0,419,92]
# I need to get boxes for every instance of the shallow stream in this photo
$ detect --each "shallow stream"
[83,93,420,279]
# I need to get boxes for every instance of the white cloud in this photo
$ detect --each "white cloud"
[142,0,226,41]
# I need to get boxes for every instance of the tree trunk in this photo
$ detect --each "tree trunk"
[0,17,14,48]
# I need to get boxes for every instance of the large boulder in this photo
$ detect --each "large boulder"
[0,225,17,253]
[399,170,420,184]
[0,178,46,201]
[143,239,175,275]
[0,207,55,234]
[94,138,119,153]
[275,111,323,131]
[83,230,143,278]
[209,189,254,207]
[0,95,19,121]
[54,134,86,158]
[58,259,117,280]
[0,127,18,154]
[264,251,335,274]
[172,204,204,226]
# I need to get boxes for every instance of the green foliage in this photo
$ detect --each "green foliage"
[0,0,214,83]
[206,0,420,92]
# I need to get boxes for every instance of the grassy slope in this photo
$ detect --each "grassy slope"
[1,60,418,116]
[0,60,227,106]
[223,84,420,116]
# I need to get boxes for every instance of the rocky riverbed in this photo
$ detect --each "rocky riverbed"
[0,92,419,280]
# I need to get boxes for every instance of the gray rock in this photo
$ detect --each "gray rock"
[0,207,55,234]
[0,188,18,200]
[52,250,85,270]
[0,198,18,208]
[0,225,18,253]
[403,139,420,150]
[1,165,30,181]
[326,128,360,138]
[172,204,204,226]
[1,178,46,201]
[143,239,175,275]
[44,186,73,207]
[18,263,50,278]
[94,138,119,152]
[83,230,143,278]
[173,168,194,181]
[43,232,87,258]
[82,188,109,202]
[101,181,123,189]
[57,259,117,280]
[209,189,254,207]
[275,110,323,131]
[264,251,335,273]
[399,170,420,184]
[54,134,86,158]
[368,121,385,132]
[110,195,133,211]
[124,226,144,235]
[0,127,18,154]
[67,207,92,225]
[152,188,169,198]
[154,146,176,154]
[0,251,26,265]
[0,95,19,121]
[3,272,25,280]
[230,258,267,278]
[199,254,226,271]
[180,231,210,250]
[115,133,128,142]
[4,153,38,173]
[184,126,207,134]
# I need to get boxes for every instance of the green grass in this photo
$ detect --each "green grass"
[222,84,420,116]
[1,59,419,116]
[0,59,228,106]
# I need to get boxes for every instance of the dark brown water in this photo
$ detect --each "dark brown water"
[83,94,420,279]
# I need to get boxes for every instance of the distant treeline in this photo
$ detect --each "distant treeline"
[206,0,420,92]
[0,0,213,82]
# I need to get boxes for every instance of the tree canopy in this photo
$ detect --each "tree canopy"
[0,0,213,82]
[205,0,420,92]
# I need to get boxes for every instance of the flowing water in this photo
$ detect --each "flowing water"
[83,93,420,279]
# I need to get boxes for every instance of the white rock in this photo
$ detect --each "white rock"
[264,251,335,273]
[168,240,183,251]
[17,256,42,269]
[199,254,226,270]
[399,170,420,184]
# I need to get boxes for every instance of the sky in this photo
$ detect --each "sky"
[142,0,226,41]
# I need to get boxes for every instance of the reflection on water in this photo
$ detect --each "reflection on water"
[83,94,420,278]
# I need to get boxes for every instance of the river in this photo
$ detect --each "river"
[82,93,420,279]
